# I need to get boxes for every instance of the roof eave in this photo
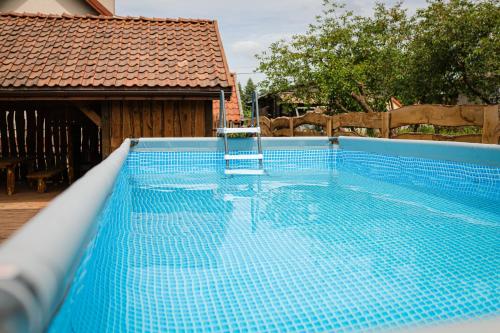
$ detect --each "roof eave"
[0,87,232,100]
[85,0,113,16]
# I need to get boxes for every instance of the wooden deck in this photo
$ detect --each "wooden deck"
[0,183,64,243]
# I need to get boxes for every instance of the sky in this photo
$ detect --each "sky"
[116,0,427,86]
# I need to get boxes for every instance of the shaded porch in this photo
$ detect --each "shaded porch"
[0,101,102,195]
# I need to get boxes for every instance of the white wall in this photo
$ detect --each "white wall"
[98,0,115,14]
[0,0,99,15]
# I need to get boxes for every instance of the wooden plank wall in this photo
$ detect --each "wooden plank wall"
[259,104,500,144]
[102,100,213,156]
[0,104,101,182]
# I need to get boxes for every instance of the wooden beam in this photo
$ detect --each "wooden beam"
[482,105,500,144]
[85,0,113,16]
[0,87,232,100]
[381,112,390,138]
[390,104,484,128]
[78,106,101,127]
[326,117,332,137]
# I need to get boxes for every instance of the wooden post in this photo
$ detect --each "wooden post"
[326,116,332,137]
[289,118,294,137]
[45,112,53,168]
[36,178,47,193]
[381,112,390,138]
[26,109,36,160]
[36,109,45,170]
[7,110,17,157]
[481,105,500,144]
[67,124,75,183]
[0,110,8,157]
[60,111,68,182]
[101,101,111,158]
[6,165,15,195]
[53,113,61,166]
[15,109,25,157]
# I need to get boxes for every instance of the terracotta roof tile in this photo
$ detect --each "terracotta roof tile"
[213,73,243,123]
[0,12,231,91]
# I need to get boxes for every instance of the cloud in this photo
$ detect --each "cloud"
[232,41,262,55]
[117,0,428,83]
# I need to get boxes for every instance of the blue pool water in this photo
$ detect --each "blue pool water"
[49,149,500,332]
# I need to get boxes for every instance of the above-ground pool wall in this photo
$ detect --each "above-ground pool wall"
[338,137,500,168]
[338,137,500,201]
[101,100,214,157]
[129,137,337,173]
[0,139,130,333]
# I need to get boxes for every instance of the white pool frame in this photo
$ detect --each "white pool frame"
[0,137,498,333]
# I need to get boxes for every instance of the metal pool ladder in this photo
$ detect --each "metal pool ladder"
[217,90,264,175]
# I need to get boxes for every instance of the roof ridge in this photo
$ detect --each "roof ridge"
[0,11,215,24]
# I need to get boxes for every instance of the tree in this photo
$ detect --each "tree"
[257,0,499,112]
[240,78,257,117]
[238,81,244,101]
[257,1,412,113]
[407,0,499,104]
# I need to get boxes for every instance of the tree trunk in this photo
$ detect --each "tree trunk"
[351,82,374,113]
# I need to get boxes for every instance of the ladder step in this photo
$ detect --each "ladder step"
[225,169,265,175]
[224,154,263,160]
[217,127,260,134]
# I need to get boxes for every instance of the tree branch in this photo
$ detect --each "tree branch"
[457,61,492,104]
[333,99,350,113]
[350,82,374,113]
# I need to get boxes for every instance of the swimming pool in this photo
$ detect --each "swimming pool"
[0,137,498,332]
[42,138,499,332]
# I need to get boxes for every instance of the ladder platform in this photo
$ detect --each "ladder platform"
[217,127,260,135]
[224,154,263,160]
[225,169,265,175]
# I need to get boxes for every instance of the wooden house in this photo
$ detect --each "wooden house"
[0,12,233,190]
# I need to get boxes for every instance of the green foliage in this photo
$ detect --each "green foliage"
[407,0,499,104]
[257,0,499,112]
[239,78,257,118]
[257,0,412,113]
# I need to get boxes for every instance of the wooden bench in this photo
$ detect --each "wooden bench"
[0,157,35,195]
[27,166,66,193]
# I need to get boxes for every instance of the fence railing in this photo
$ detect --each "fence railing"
[259,104,499,144]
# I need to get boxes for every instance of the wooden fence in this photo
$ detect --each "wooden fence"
[259,104,500,144]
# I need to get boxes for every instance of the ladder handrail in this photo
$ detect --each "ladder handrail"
[254,91,263,167]
[218,89,261,130]
[250,91,255,127]
[254,91,260,128]
[218,89,264,174]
